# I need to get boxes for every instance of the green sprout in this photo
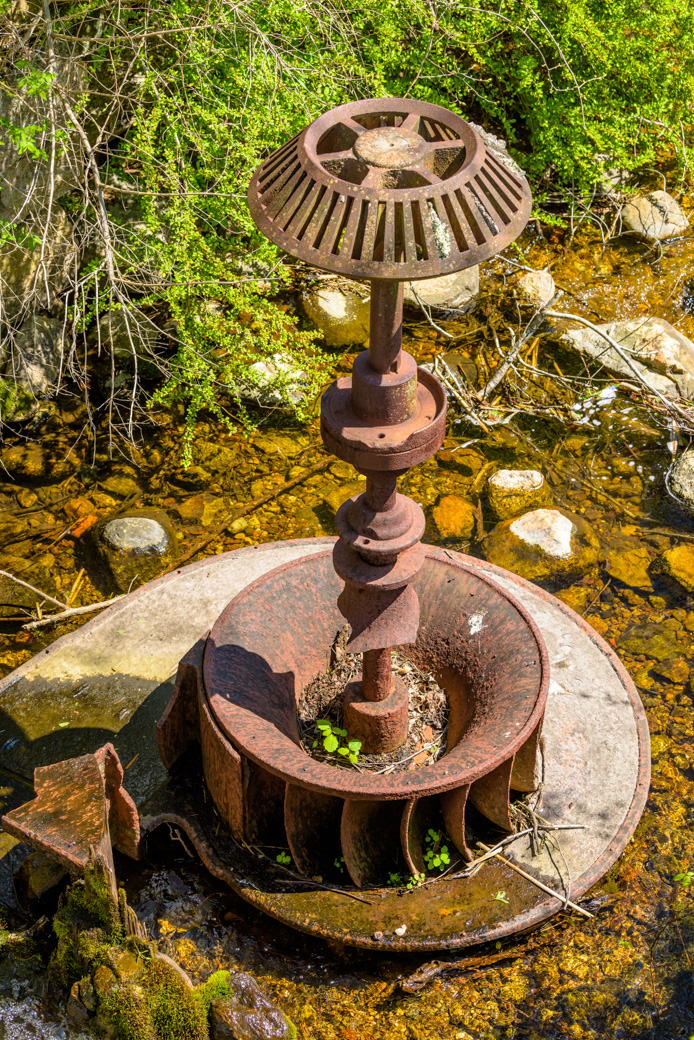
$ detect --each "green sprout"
[494,891,510,904]
[423,828,451,871]
[314,720,362,764]
[675,870,694,889]
[407,873,425,890]
[276,851,292,866]
[334,856,345,874]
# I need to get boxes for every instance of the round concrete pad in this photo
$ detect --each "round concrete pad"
[0,539,649,949]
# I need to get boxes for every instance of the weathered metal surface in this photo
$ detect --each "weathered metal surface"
[343,675,409,752]
[341,798,405,887]
[1,742,139,895]
[0,538,650,950]
[247,98,532,281]
[202,549,549,801]
[284,785,343,877]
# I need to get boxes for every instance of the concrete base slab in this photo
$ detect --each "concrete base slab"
[0,539,649,949]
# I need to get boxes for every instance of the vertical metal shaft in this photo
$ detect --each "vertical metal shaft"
[369,280,403,374]
[362,648,393,702]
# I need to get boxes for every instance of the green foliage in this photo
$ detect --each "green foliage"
[674,870,694,889]
[275,850,292,866]
[388,871,425,889]
[195,969,234,1013]
[424,828,450,872]
[313,720,362,764]
[493,890,510,904]
[7,0,694,443]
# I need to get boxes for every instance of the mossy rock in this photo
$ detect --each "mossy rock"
[321,479,366,515]
[432,494,476,540]
[483,507,599,583]
[0,378,38,423]
[98,956,207,1040]
[198,970,296,1040]
[486,468,552,520]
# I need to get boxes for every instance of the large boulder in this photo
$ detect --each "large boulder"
[0,207,77,319]
[669,448,694,510]
[561,317,694,399]
[483,507,600,582]
[404,267,479,312]
[301,283,370,346]
[486,469,552,520]
[621,190,689,241]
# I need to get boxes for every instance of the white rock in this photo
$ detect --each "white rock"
[516,269,555,308]
[669,449,694,511]
[509,509,574,559]
[491,470,543,494]
[404,267,479,312]
[621,190,689,241]
[561,316,694,399]
[301,284,370,347]
[237,352,307,409]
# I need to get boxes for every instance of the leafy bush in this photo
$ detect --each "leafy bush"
[2,0,694,441]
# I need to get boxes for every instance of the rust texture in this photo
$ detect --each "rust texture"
[1,743,140,899]
[157,548,551,886]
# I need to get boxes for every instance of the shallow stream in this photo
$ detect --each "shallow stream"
[1,210,694,1038]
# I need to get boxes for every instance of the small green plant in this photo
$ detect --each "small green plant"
[276,851,292,866]
[674,870,694,889]
[388,872,404,887]
[406,873,425,890]
[334,856,345,874]
[313,721,362,764]
[493,891,510,904]
[424,829,451,872]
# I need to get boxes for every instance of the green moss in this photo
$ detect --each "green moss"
[49,861,123,988]
[195,968,234,1012]
[100,986,156,1040]
[101,958,207,1040]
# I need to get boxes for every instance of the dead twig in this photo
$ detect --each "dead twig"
[0,570,67,610]
[22,595,124,630]
[478,842,593,919]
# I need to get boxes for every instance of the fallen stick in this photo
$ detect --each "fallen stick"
[22,595,124,630]
[479,843,593,919]
[0,570,67,610]
[160,455,331,575]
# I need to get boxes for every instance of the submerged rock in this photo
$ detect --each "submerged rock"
[483,507,599,582]
[94,508,178,591]
[669,448,694,510]
[433,494,476,540]
[604,537,653,589]
[486,468,552,520]
[561,317,694,399]
[621,190,689,241]
[237,352,308,408]
[620,621,683,661]
[404,267,479,312]
[301,283,370,346]
[204,972,296,1040]
[656,544,694,592]
[0,315,64,422]
[515,268,555,309]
